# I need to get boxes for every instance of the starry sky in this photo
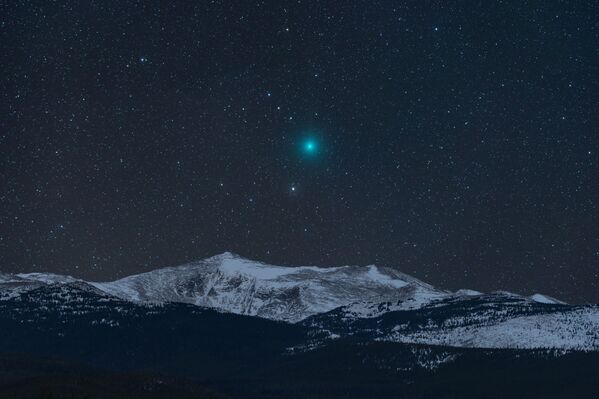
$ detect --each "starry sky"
[1,1,598,303]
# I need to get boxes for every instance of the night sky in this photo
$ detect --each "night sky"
[1,1,598,303]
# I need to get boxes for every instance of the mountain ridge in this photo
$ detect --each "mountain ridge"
[1,252,571,321]
[1,254,598,352]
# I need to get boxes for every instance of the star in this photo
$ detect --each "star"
[1,0,596,305]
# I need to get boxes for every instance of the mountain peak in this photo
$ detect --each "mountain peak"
[86,255,443,322]
[529,293,567,305]
[212,251,241,260]
[2,254,569,323]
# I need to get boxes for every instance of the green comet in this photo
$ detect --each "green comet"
[302,139,318,155]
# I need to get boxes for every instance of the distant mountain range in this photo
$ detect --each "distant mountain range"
[1,252,593,350]
[1,253,598,398]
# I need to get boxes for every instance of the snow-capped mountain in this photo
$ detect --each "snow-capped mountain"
[1,253,599,354]
[2,252,448,322]
[0,252,576,322]
[304,293,599,351]
[91,252,449,322]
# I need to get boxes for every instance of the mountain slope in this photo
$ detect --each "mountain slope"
[0,283,598,398]
[88,252,448,322]
[3,252,574,324]
[1,255,599,397]
[303,294,599,351]
[2,252,598,352]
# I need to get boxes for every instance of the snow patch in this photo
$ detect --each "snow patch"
[529,293,566,305]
